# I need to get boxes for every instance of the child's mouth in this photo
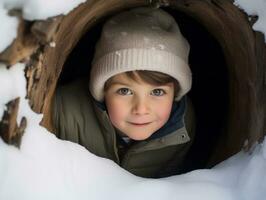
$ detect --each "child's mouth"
[129,122,151,126]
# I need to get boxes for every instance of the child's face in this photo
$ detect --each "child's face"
[104,73,175,140]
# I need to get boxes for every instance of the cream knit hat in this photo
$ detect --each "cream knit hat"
[89,7,192,102]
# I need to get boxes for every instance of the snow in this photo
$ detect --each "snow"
[234,0,266,41]
[0,63,26,120]
[0,3,18,52]
[2,0,86,20]
[158,44,165,50]
[0,0,266,200]
[0,0,86,52]
[49,41,56,48]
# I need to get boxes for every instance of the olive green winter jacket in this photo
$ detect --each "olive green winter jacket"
[52,79,195,178]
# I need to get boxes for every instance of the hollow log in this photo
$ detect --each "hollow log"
[0,0,265,167]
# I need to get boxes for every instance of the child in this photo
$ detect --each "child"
[53,7,195,178]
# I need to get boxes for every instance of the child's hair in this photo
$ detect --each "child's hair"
[104,70,180,98]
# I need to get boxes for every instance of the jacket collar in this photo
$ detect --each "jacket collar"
[148,97,186,140]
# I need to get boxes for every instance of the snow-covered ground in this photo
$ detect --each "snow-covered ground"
[0,0,266,200]
[234,0,266,41]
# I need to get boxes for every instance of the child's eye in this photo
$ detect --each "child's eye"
[151,89,165,96]
[117,88,133,95]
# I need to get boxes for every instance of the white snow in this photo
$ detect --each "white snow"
[0,3,18,52]
[234,0,266,41]
[143,36,150,43]
[0,0,266,200]
[2,0,86,20]
[0,64,26,120]
[49,41,56,48]
[115,51,121,57]
[158,44,165,50]
[0,0,86,53]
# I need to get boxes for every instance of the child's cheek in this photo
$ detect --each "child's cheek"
[157,102,173,124]
[109,108,122,125]
[106,100,126,127]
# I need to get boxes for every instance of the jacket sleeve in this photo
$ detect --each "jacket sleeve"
[52,81,82,143]
[51,79,108,157]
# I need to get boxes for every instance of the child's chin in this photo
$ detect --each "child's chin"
[128,133,152,141]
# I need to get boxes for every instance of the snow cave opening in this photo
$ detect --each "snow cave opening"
[56,8,229,171]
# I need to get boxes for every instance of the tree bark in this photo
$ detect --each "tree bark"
[0,98,27,147]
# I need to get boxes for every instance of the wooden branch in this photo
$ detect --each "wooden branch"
[31,16,63,44]
[0,98,27,148]
[0,14,63,66]
[0,19,39,66]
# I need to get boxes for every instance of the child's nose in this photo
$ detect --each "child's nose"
[132,98,149,115]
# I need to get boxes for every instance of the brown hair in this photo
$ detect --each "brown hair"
[104,70,180,97]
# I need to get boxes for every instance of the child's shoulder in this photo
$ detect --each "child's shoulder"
[54,78,94,122]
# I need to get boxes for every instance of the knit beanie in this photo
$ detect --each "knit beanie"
[89,7,192,102]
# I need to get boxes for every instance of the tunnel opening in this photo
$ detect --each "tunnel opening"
[56,7,229,171]
[0,0,262,176]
